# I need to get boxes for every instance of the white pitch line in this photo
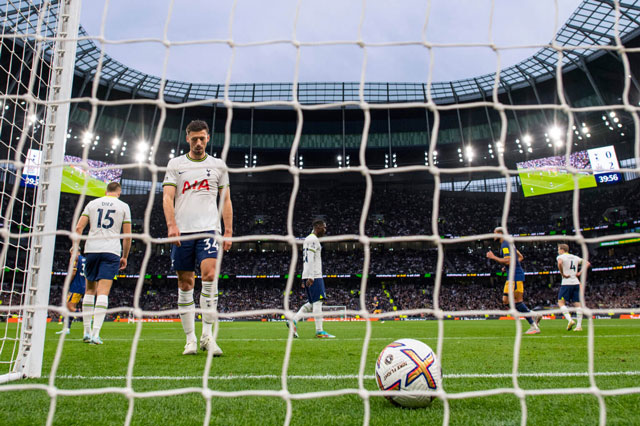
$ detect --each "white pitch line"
[49,371,640,381]
[58,334,640,342]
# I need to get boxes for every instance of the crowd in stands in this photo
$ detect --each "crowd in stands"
[46,271,639,322]
[3,176,639,322]
[47,179,640,277]
[516,150,591,171]
[63,155,123,183]
[49,176,640,240]
[50,240,639,278]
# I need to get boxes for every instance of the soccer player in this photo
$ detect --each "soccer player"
[290,220,335,338]
[556,243,590,331]
[163,120,233,356]
[56,247,87,335]
[75,182,131,344]
[486,227,541,335]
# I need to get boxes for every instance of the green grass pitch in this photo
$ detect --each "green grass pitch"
[518,169,597,197]
[1,319,639,425]
[61,165,108,198]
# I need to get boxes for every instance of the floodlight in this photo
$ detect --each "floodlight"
[548,126,562,140]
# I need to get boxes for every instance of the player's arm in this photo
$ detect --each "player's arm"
[557,258,570,279]
[516,250,524,262]
[302,244,315,287]
[162,184,181,247]
[69,254,77,279]
[120,222,132,270]
[576,259,591,278]
[486,250,509,266]
[74,215,89,252]
[220,186,233,251]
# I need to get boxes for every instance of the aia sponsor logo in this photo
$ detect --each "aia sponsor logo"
[182,179,210,194]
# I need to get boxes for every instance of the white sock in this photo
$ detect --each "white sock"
[178,289,196,343]
[293,302,312,323]
[576,307,583,327]
[313,301,323,333]
[92,295,108,338]
[560,305,572,322]
[82,294,95,335]
[200,280,217,337]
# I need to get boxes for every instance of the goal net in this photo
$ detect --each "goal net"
[0,0,639,424]
[322,305,347,320]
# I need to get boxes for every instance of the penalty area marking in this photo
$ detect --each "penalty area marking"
[50,371,640,381]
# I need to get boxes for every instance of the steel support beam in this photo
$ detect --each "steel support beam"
[516,65,550,125]
[498,82,524,136]
[118,75,147,140]
[474,78,496,143]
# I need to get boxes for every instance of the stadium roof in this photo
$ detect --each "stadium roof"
[3,0,640,104]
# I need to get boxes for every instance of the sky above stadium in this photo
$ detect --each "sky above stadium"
[80,0,582,85]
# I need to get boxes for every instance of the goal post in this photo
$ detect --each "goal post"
[3,0,81,381]
[323,305,347,320]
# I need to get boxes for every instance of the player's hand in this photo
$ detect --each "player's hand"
[223,230,232,251]
[486,251,495,259]
[307,278,314,287]
[119,257,127,270]
[168,224,181,247]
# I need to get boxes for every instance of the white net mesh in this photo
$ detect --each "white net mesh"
[1,0,639,424]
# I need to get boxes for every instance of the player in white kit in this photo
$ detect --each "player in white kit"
[163,120,233,355]
[290,220,335,338]
[75,182,131,344]
[556,244,590,331]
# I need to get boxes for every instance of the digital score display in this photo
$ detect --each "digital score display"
[21,148,41,188]
[587,145,622,185]
[518,145,623,197]
[595,172,622,184]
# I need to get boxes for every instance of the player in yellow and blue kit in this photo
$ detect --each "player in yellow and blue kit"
[56,248,88,336]
[486,227,541,335]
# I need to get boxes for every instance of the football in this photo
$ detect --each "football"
[375,338,442,408]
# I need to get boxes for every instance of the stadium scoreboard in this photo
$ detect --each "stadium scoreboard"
[21,148,41,188]
[518,145,622,197]
[587,145,622,185]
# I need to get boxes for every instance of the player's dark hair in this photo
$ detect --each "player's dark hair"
[186,120,209,134]
[558,243,570,253]
[106,181,121,192]
[312,219,325,228]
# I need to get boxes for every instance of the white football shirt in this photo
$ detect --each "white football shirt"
[81,196,131,256]
[302,233,322,279]
[557,253,583,285]
[162,154,229,233]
